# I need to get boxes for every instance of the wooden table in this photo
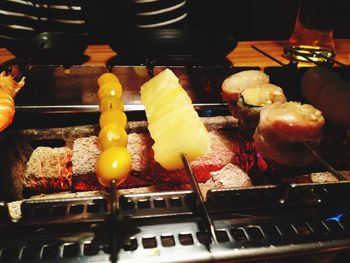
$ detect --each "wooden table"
[1,39,349,68]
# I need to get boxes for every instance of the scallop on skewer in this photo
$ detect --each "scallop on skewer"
[221,70,286,131]
[253,101,325,166]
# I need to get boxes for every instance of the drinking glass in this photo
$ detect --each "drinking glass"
[284,0,335,62]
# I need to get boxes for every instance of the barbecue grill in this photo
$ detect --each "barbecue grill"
[0,64,349,263]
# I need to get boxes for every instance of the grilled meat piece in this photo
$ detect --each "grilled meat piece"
[253,102,325,166]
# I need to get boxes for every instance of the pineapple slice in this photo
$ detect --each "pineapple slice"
[153,125,210,170]
[148,107,200,141]
[140,68,179,107]
[146,86,191,121]
[140,68,210,170]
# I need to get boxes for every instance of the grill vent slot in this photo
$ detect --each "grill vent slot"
[307,222,329,235]
[325,220,344,233]
[154,198,166,208]
[63,243,81,258]
[178,233,194,246]
[20,246,42,261]
[161,234,176,247]
[246,226,265,240]
[208,183,350,214]
[69,204,85,215]
[0,218,349,261]
[261,225,281,239]
[41,245,60,260]
[123,237,138,251]
[52,205,67,216]
[215,230,230,243]
[0,247,20,261]
[20,197,107,223]
[119,191,196,218]
[196,232,212,245]
[137,199,151,209]
[230,228,248,242]
[142,236,157,249]
[83,242,100,256]
[30,139,66,149]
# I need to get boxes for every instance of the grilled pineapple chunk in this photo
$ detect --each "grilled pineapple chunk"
[140,68,210,170]
[140,69,179,107]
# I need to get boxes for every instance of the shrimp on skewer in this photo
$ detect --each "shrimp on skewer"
[0,71,25,132]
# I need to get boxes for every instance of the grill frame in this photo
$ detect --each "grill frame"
[1,189,350,262]
[1,64,350,262]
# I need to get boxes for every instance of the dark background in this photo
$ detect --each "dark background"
[0,0,349,48]
[186,0,350,41]
[88,0,350,44]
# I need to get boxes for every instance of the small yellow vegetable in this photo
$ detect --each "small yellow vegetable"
[98,123,128,150]
[99,110,127,128]
[97,82,122,100]
[99,96,124,112]
[96,146,131,187]
[97,72,119,87]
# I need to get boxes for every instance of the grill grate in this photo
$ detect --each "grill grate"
[0,216,349,262]
[119,191,196,219]
[1,183,350,262]
[20,197,107,225]
[207,182,350,213]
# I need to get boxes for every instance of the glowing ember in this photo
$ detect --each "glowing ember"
[23,164,72,196]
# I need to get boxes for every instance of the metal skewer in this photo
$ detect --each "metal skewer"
[251,45,285,66]
[306,49,348,67]
[181,153,218,243]
[110,179,118,263]
[304,143,346,181]
[111,179,119,219]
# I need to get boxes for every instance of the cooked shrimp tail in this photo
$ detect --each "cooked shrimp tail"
[0,71,25,132]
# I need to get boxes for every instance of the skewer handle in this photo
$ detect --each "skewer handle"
[111,179,118,220]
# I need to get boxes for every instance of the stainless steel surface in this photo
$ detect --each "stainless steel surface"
[15,103,228,114]
[2,183,350,262]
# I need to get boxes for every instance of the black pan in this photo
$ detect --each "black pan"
[109,29,237,65]
[4,32,89,64]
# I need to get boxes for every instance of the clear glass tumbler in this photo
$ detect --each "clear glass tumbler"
[284,0,335,62]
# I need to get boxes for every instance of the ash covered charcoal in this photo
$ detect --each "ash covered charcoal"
[206,163,252,188]
[198,163,252,198]
[71,130,237,190]
[24,146,72,196]
[72,134,153,191]
[311,171,350,183]
[72,136,101,191]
